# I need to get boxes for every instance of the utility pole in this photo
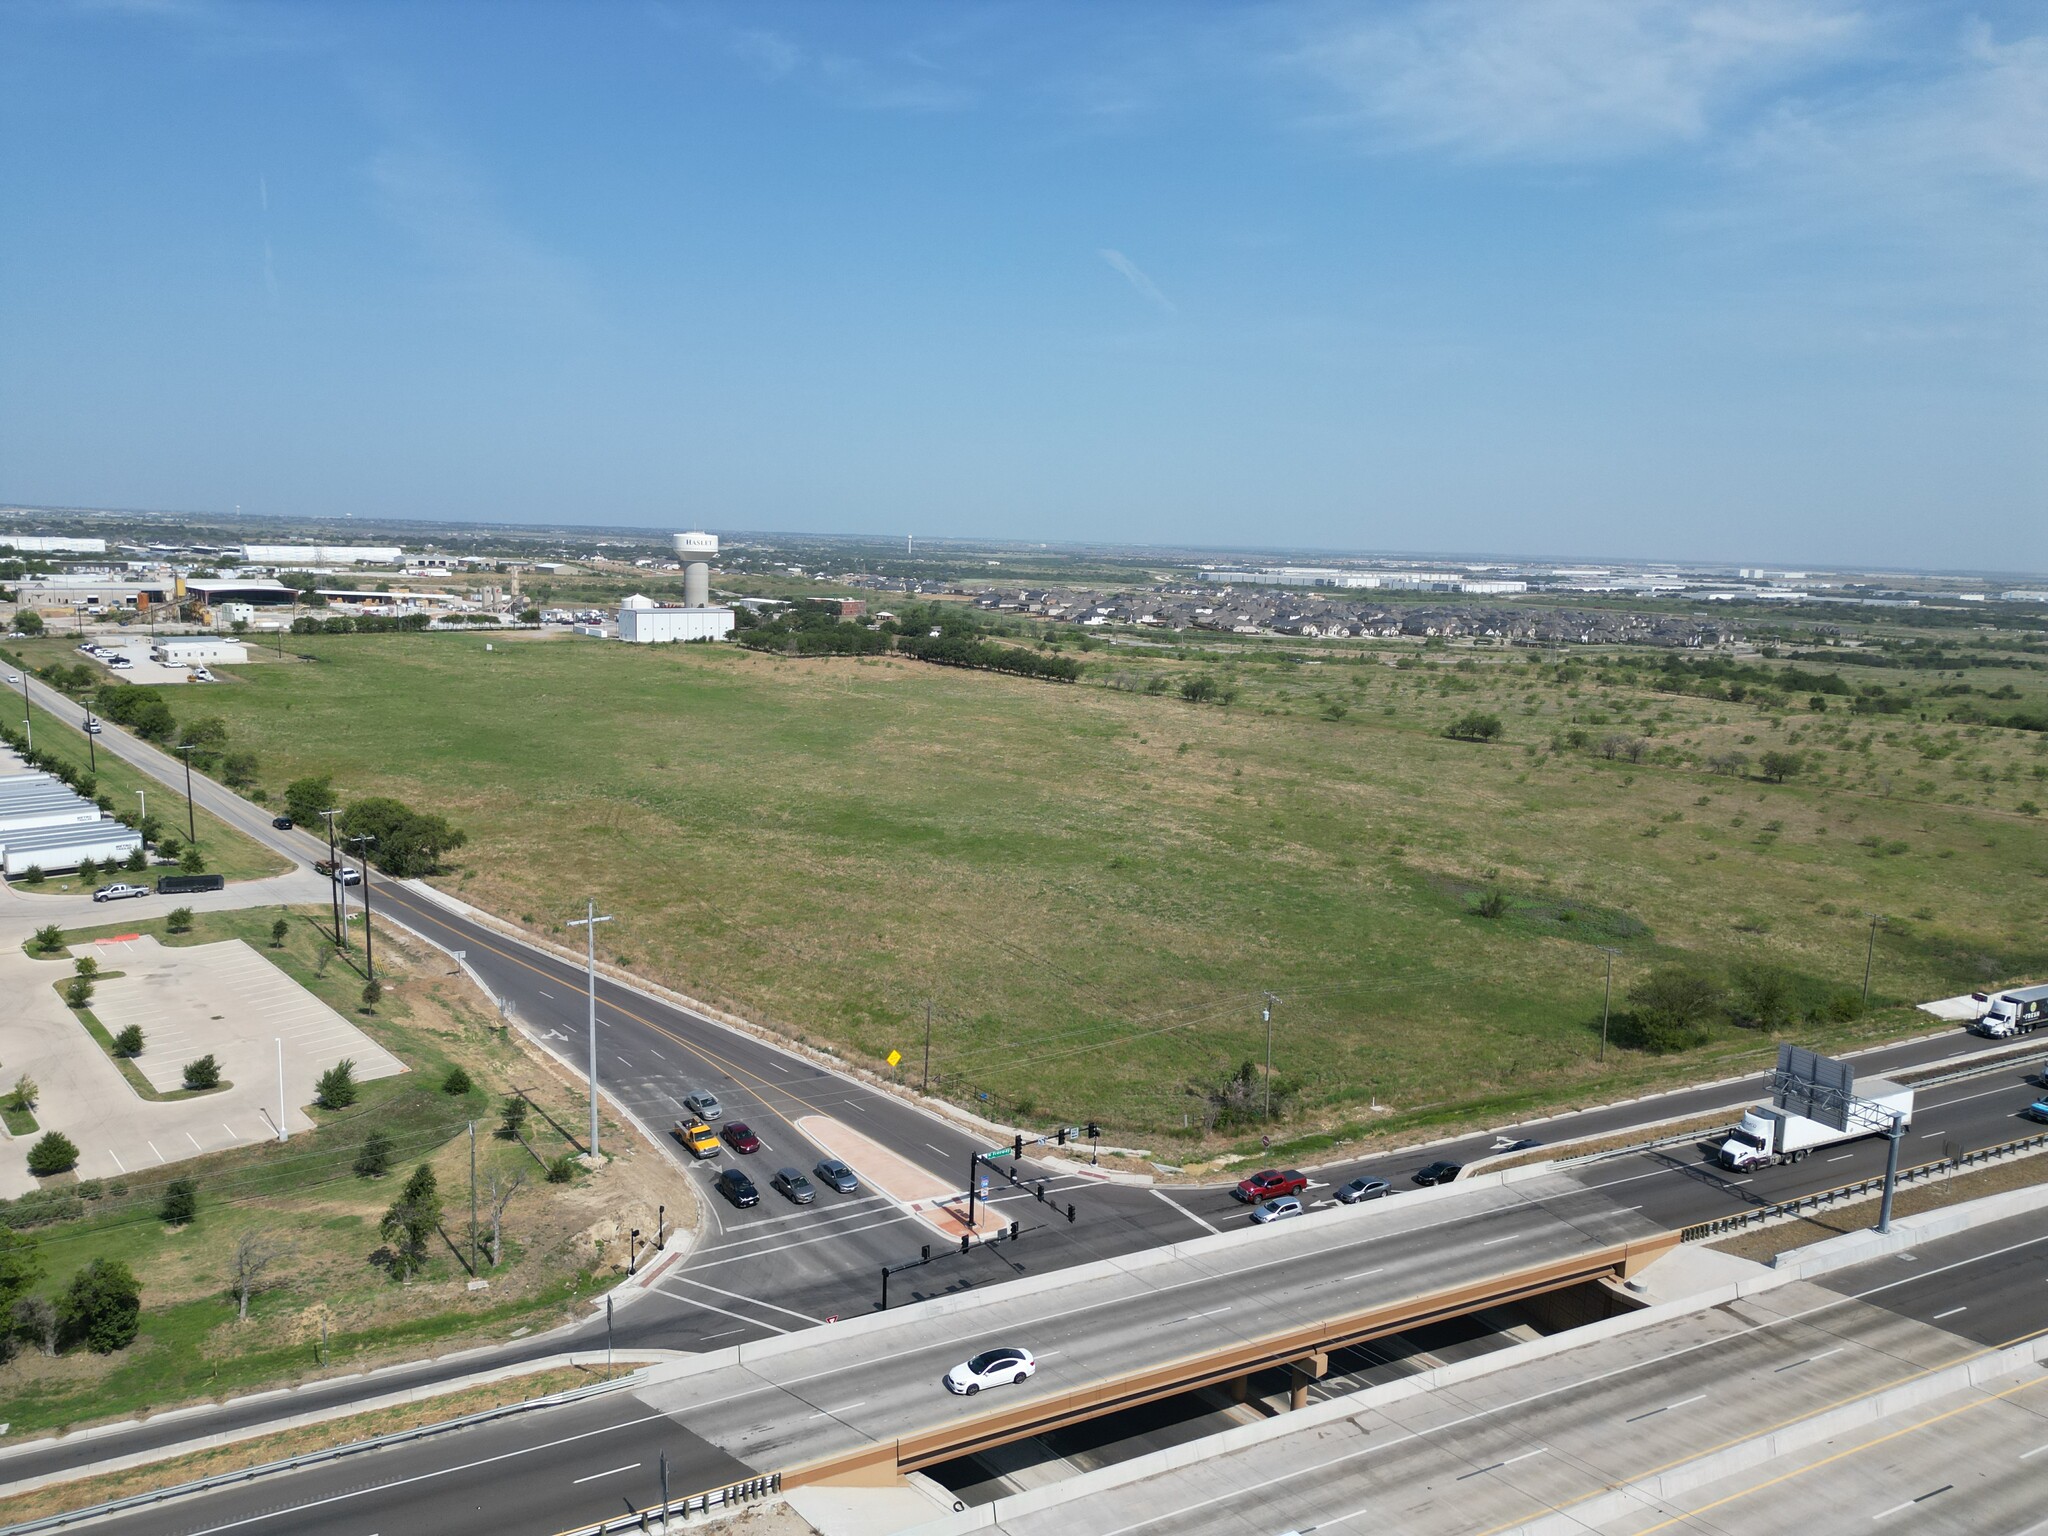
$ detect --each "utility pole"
[469,1120,478,1275]
[1863,913,1884,1007]
[346,834,377,982]
[17,671,30,750]
[83,711,95,773]
[922,998,933,1095]
[568,900,612,1160]
[1598,947,1620,1063]
[1261,993,1280,1121]
[319,810,342,946]
[176,743,198,846]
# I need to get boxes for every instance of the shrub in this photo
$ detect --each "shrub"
[270,917,289,948]
[1758,749,1803,783]
[442,1066,472,1095]
[362,977,383,1012]
[1619,966,1724,1053]
[159,1178,197,1225]
[26,1133,78,1177]
[72,955,98,980]
[179,844,207,875]
[10,1074,38,1112]
[182,1054,221,1091]
[75,857,98,883]
[31,925,64,954]
[22,866,43,886]
[166,906,194,934]
[545,1154,576,1184]
[58,1257,140,1354]
[63,976,94,1010]
[112,1024,144,1057]
[353,1131,394,1178]
[1473,888,1510,919]
[316,1058,358,1109]
[123,847,147,872]
[499,1095,529,1139]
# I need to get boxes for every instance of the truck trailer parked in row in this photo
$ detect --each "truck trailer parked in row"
[1970,984,2048,1038]
[1713,1078,1914,1171]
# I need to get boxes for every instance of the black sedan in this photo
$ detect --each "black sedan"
[714,1168,759,1208]
[1411,1161,1463,1187]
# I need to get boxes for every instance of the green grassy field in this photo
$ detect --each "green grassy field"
[99,628,2048,1152]
[0,905,665,1435]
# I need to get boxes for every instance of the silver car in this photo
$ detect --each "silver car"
[684,1089,722,1120]
[1250,1195,1304,1224]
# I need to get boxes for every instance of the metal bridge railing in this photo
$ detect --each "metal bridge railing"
[1680,1129,2048,1244]
[557,1473,783,1533]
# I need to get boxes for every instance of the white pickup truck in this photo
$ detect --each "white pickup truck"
[1713,1078,1914,1171]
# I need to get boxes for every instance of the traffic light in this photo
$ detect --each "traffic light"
[1009,1221,1020,1240]
[921,1244,931,1262]
[1035,1181,1046,1202]
[960,1234,971,1254]
[1086,1122,1100,1140]
[1066,1203,1076,1223]
[1013,1134,1024,1160]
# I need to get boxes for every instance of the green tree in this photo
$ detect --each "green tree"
[339,798,468,878]
[13,610,44,636]
[1445,712,1505,742]
[159,1177,198,1225]
[64,976,94,1010]
[27,1132,78,1177]
[499,1094,529,1140]
[10,1073,38,1112]
[179,843,207,875]
[353,1131,394,1178]
[270,917,290,948]
[362,977,383,1013]
[31,924,64,954]
[0,1230,42,1321]
[166,906,194,933]
[1729,963,1796,1030]
[73,954,99,980]
[379,1164,441,1279]
[222,751,260,788]
[545,1154,577,1184]
[58,1258,141,1353]
[1179,675,1219,704]
[23,865,43,886]
[317,1058,358,1109]
[75,856,99,884]
[1758,749,1804,783]
[112,1024,144,1057]
[182,1054,221,1091]
[123,847,147,872]
[442,1066,472,1095]
[283,775,335,829]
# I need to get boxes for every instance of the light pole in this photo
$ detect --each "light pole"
[1598,947,1621,1062]
[176,743,198,847]
[346,834,377,982]
[568,900,612,1160]
[1261,992,1280,1121]
[135,789,146,842]
[1862,913,1884,1008]
[15,671,28,750]
[922,998,933,1096]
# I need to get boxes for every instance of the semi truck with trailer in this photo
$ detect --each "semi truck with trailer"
[1971,984,2048,1038]
[1713,1078,1914,1171]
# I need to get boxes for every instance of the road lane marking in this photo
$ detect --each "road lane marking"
[571,1463,641,1485]
[927,1144,947,1155]
[1829,1153,1854,1161]
[1932,1306,1967,1320]
[703,1328,747,1340]
[686,1213,923,1269]
[1626,1394,1706,1423]
[1342,1268,1385,1282]
[537,989,553,998]
[2019,1442,2048,1459]
[1874,1485,1952,1521]
[1151,1189,1221,1234]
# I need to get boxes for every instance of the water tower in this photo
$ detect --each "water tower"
[672,531,717,607]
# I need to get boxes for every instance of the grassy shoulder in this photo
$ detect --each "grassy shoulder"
[0,1362,635,1525]
[0,906,689,1438]
[88,630,2048,1152]
[4,691,290,888]
[1707,1149,2048,1264]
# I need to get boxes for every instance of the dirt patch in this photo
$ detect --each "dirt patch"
[1707,1149,2048,1264]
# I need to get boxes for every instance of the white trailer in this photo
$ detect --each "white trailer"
[1973,984,2048,1038]
[1714,1078,1914,1171]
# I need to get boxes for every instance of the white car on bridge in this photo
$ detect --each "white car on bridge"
[945,1346,1037,1395]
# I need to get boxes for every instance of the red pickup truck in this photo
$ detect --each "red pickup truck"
[1234,1168,1308,1203]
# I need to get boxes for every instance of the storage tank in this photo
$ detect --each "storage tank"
[672,531,717,607]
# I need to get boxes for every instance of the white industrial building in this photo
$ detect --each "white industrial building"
[0,535,108,555]
[236,544,404,566]
[151,638,250,666]
[617,593,734,643]
[1,820,143,878]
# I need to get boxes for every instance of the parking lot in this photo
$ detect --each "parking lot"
[0,934,405,1194]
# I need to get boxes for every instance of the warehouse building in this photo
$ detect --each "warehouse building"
[1,819,143,878]
[236,544,404,566]
[616,594,734,643]
[0,535,108,554]
[0,787,106,833]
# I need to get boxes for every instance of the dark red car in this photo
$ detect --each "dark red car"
[1234,1168,1307,1203]
[721,1122,761,1154]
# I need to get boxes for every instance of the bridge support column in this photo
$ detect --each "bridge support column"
[1289,1352,1328,1412]
[1225,1374,1249,1404]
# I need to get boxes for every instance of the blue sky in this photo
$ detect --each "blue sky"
[2,1,2043,570]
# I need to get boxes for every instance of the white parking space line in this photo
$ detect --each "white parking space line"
[147,1140,165,1163]
[107,1149,126,1172]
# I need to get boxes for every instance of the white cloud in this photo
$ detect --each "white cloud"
[1288,0,1865,161]
[1097,249,1177,313]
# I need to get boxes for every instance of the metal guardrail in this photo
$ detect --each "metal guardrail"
[0,1372,643,1536]
[1680,1130,2048,1243]
[560,1473,782,1533]
[1553,1122,1735,1169]
[1898,1047,2045,1093]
